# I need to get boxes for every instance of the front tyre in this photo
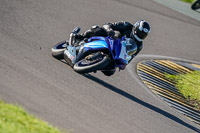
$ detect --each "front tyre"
[51,41,68,60]
[73,53,111,74]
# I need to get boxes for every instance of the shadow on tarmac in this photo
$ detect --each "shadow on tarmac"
[194,10,200,13]
[82,74,200,132]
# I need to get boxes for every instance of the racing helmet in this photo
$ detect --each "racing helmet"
[132,20,150,42]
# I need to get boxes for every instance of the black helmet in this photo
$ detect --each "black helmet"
[132,20,150,42]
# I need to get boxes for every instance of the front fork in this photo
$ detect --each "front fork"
[64,45,85,67]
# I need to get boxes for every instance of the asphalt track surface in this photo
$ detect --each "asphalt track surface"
[0,0,200,133]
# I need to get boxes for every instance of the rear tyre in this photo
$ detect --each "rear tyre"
[73,53,110,74]
[101,69,116,76]
[51,41,68,60]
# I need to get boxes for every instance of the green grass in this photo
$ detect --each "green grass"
[165,71,200,109]
[181,0,195,3]
[0,101,64,133]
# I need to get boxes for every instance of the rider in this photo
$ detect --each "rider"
[65,20,151,76]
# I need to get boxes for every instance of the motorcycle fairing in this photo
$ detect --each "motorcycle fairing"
[84,40,109,51]
[110,39,128,70]
[81,36,129,70]
[83,36,111,51]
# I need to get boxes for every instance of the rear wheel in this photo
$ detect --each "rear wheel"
[101,69,116,76]
[51,41,68,59]
[73,53,111,74]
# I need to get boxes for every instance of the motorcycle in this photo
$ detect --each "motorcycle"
[51,27,137,75]
[191,0,200,10]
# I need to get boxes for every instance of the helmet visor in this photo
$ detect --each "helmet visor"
[135,30,148,40]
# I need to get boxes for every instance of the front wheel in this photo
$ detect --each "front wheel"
[191,0,200,10]
[51,41,68,60]
[73,53,111,74]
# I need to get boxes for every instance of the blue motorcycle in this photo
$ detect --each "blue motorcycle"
[51,27,137,75]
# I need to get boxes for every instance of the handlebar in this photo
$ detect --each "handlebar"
[69,27,81,46]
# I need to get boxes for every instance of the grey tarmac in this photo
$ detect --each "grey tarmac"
[0,0,200,133]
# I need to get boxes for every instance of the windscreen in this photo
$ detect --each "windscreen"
[125,38,137,56]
